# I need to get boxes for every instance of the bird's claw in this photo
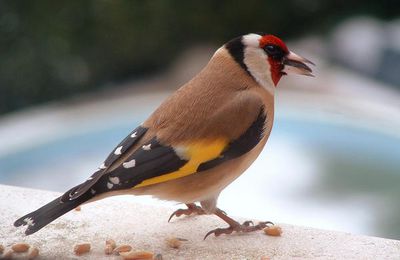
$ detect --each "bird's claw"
[203,220,274,240]
[242,220,254,227]
[168,204,205,222]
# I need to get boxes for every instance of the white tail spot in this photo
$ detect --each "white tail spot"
[114,146,123,155]
[142,144,151,150]
[123,159,136,168]
[107,182,113,189]
[109,177,120,185]
[24,217,34,226]
[91,189,96,195]
[130,132,137,138]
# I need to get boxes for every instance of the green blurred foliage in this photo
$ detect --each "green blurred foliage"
[0,0,398,114]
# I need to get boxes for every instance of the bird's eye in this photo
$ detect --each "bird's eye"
[265,45,276,52]
[264,45,283,58]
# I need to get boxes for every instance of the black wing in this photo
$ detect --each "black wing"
[80,137,188,195]
[62,125,148,201]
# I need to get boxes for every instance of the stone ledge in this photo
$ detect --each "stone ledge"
[1,184,399,259]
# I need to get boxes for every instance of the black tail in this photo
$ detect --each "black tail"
[14,187,93,235]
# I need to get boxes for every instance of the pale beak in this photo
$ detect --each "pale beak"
[282,51,315,77]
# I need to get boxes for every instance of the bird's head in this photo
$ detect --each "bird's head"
[225,33,314,87]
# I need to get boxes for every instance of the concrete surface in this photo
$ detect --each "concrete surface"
[1,185,399,259]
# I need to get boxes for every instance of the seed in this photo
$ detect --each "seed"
[74,206,81,211]
[73,243,91,256]
[261,257,271,260]
[27,247,39,259]
[120,250,154,260]
[105,239,116,248]
[11,243,30,253]
[263,225,282,236]
[113,245,132,255]
[104,245,114,255]
[104,239,117,255]
[166,237,183,249]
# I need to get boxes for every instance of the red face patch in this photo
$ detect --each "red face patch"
[268,58,283,86]
[259,35,288,86]
[259,35,289,53]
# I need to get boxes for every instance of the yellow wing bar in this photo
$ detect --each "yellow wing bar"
[134,139,228,188]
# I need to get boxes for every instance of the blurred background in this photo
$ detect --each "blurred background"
[0,1,399,240]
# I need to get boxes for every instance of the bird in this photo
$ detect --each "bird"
[14,33,314,239]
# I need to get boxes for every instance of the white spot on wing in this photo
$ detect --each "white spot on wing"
[114,146,123,155]
[109,177,120,185]
[91,189,96,195]
[69,190,77,198]
[107,182,113,189]
[142,144,151,150]
[123,159,136,168]
[173,146,189,160]
[98,163,106,169]
[130,132,137,138]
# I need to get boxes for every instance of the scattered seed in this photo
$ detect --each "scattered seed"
[27,246,39,259]
[74,206,81,211]
[104,245,114,255]
[11,243,30,253]
[166,237,183,249]
[106,239,116,248]
[2,248,13,259]
[263,225,282,236]
[113,245,132,255]
[120,250,154,260]
[104,239,117,255]
[74,243,91,256]
[260,257,271,260]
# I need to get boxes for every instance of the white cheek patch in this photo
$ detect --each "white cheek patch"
[242,34,275,94]
[243,47,275,93]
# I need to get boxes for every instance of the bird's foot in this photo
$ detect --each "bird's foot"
[204,220,273,240]
[168,203,205,222]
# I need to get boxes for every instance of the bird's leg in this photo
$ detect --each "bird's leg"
[204,208,273,239]
[168,203,205,222]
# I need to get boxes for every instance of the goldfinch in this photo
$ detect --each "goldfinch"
[14,33,314,238]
